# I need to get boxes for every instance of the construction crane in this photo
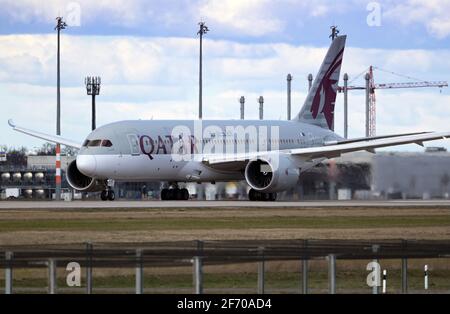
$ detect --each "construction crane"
[339,66,448,137]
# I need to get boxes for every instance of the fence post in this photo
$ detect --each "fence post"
[85,242,93,294]
[193,240,203,294]
[193,256,203,294]
[372,244,380,294]
[48,258,57,294]
[5,251,13,294]
[135,249,143,294]
[424,265,429,290]
[257,247,265,294]
[401,240,408,294]
[328,254,336,294]
[302,239,308,294]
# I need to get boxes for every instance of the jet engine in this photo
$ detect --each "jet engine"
[66,160,106,192]
[244,154,300,193]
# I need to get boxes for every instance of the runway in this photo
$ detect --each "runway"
[1,199,450,209]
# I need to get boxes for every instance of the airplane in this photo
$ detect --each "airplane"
[8,34,450,201]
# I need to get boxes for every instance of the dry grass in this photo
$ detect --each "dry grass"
[0,205,449,245]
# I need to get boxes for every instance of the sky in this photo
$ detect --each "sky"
[1,0,450,152]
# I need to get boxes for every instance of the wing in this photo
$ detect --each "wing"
[290,131,450,159]
[322,131,430,146]
[204,131,450,166]
[8,119,82,149]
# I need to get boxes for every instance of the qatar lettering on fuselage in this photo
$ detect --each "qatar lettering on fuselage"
[139,134,196,159]
[137,133,279,160]
[136,125,283,160]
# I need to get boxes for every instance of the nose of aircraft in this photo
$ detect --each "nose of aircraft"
[77,154,97,176]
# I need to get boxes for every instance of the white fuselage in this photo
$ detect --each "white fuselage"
[76,119,341,183]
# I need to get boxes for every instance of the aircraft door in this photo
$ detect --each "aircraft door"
[127,133,141,156]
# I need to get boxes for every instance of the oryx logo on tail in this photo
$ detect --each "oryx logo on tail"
[310,48,344,129]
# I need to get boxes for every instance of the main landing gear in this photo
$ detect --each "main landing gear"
[161,187,189,201]
[100,189,115,201]
[248,189,277,202]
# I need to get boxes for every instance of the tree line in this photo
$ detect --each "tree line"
[0,143,78,166]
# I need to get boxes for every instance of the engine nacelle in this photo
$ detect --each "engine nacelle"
[244,154,300,193]
[66,160,106,192]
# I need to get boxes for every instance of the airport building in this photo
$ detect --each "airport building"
[0,155,160,200]
[304,148,450,201]
[0,155,73,199]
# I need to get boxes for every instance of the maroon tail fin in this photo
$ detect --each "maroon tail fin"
[295,35,346,130]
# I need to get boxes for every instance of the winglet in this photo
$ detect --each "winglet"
[7,119,82,149]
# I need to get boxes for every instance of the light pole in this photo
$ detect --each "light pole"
[240,96,245,120]
[308,74,313,91]
[287,74,292,120]
[55,16,67,201]
[330,25,339,41]
[258,96,264,120]
[85,76,101,130]
[198,21,209,120]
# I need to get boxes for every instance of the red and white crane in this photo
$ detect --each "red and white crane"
[339,66,448,137]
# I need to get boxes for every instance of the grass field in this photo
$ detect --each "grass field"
[0,215,449,232]
[0,205,449,245]
[0,204,449,293]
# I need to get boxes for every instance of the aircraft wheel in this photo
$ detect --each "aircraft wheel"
[181,188,189,201]
[107,190,115,201]
[260,192,270,202]
[249,189,257,201]
[269,193,277,202]
[174,188,183,200]
[101,190,108,201]
[167,189,175,200]
[161,189,168,200]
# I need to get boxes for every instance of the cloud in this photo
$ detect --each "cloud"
[195,0,358,37]
[0,0,149,27]
[197,0,283,37]
[384,0,450,39]
[0,0,355,38]
[1,0,449,47]
[1,0,286,36]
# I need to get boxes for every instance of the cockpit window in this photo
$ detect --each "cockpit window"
[83,139,113,147]
[87,139,102,147]
[101,139,113,147]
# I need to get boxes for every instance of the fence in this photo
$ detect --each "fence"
[1,239,449,294]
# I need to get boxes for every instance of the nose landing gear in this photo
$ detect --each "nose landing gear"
[101,179,115,201]
[101,189,115,201]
